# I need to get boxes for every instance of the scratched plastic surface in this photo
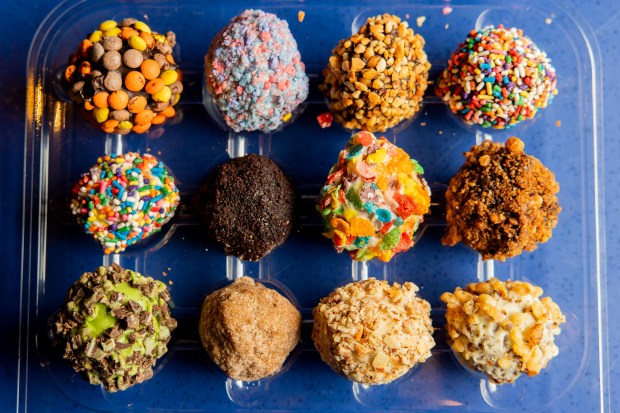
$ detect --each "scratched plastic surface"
[21,0,606,411]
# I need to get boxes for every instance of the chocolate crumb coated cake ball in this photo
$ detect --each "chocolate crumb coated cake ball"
[197,154,295,261]
[199,277,301,381]
[443,137,560,261]
[435,25,557,129]
[54,264,177,392]
[205,9,309,132]
[317,131,431,262]
[65,18,182,134]
[441,278,565,384]
[70,153,180,254]
[319,14,431,132]
[312,278,434,385]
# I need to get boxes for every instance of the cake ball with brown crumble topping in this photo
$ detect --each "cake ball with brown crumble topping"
[443,137,561,260]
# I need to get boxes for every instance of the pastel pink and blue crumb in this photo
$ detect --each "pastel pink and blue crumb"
[205,9,309,132]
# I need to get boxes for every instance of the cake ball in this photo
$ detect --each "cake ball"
[441,278,565,384]
[53,263,177,392]
[199,277,301,381]
[435,25,557,129]
[443,137,560,260]
[197,154,295,261]
[312,278,434,385]
[70,152,180,254]
[65,18,182,134]
[204,9,309,132]
[319,14,431,132]
[317,131,431,262]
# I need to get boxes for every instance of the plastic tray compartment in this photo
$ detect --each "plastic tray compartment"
[20,0,608,412]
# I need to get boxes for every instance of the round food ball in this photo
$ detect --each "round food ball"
[319,14,431,132]
[64,18,182,134]
[199,277,301,381]
[441,278,565,384]
[435,25,557,129]
[443,137,560,260]
[53,263,177,392]
[197,154,295,261]
[317,131,431,262]
[70,152,180,254]
[204,9,309,132]
[312,278,434,385]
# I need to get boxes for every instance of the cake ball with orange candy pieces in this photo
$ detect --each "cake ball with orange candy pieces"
[316,131,431,262]
[64,18,182,134]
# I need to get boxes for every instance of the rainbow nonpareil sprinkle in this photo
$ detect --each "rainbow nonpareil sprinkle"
[317,131,431,262]
[70,153,180,254]
[435,25,557,129]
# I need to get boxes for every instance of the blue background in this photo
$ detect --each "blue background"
[1,0,618,411]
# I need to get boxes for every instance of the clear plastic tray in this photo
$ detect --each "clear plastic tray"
[19,0,608,411]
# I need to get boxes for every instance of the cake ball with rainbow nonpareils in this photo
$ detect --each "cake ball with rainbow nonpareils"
[435,25,557,129]
[204,9,309,132]
[70,153,180,254]
[317,131,431,262]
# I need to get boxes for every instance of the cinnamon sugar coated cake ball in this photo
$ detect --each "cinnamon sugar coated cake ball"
[435,25,557,129]
[199,277,301,381]
[205,9,309,132]
[65,18,182,134]
[317,131,431,262]
[319,14,431,132]
[441,278,565,384]
[312,278,435,385]
[70,153,180,254]
[54,264,177,392]
[443,137,560,260]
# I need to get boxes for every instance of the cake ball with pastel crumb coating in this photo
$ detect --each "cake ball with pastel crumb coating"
[317,131,431,262]
[204,9,309,132]
[53,263,177,392]
[64,18,182,134]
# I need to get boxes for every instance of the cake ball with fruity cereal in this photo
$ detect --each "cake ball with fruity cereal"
[65,18,182,134]
[435,25,557,129]
[317,131,431,262]
[70,153,180,254]
[204,9,309,132]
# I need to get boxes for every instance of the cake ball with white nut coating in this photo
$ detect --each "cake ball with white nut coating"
[312,278,434,385]
[441,278,565,384]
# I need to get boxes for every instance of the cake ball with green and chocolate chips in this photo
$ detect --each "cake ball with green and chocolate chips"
[53,263,177,392]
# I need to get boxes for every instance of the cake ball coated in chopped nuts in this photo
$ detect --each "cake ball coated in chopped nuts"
[53,264,177,392]
[443,137,560,260]
[199,277,301,381]
[312,278,435,385]
[441,278,565,384]
[319,14,431,132]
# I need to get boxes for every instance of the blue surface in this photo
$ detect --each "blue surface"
[1,1,618,412]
